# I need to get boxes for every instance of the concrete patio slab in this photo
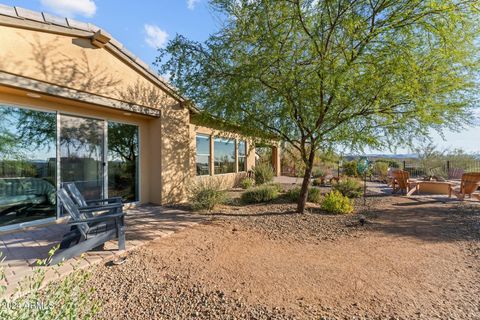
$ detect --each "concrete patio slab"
[0,205,204,297]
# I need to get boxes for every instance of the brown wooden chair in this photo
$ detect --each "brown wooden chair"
[392,170,417,195]
[449,172,480,200]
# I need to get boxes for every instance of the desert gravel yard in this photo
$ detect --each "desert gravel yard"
[88,195,480,319]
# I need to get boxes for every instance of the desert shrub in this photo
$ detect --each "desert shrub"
[266,182,283,193]
[342,160,358,177]
[285,186,322,203]
[308,187,322,203]
[252,163,274,185]
[312,178,322,186]
[333,177,363,198]
[321,190,354,214]
[373,161,389,180]
[189,179,227,211]
[285,187,301,202]
[240,177,255,189]
[0,251,99,319]
[312,168,326,178]
[241,185,279,203]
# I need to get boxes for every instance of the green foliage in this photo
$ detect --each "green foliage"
[312,178,323,186]
[239,177,255,189]
[266,182,283,193]
[158,0,479,212]
[0,251,99,319]
[241,185,279,204]
[373,161,389,180]
[333,177,363,198]
[308,187,322,204]
[285,186,322,203]
[321,190,354,214]
[312,168,326,178]
[252,163,274,185]
[189,179,227,211]
[343,161,358,177]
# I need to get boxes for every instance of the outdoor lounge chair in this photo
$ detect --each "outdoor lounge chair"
[49,188,126,265]
[392,170,417,195]
[449,172,480,201]
[63,182,122,211]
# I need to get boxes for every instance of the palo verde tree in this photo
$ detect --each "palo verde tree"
[157,0,479,213]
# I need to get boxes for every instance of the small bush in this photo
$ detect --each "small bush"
[342,160,358,177]
[240,177,255,189]
[321,190,354,214]
[308,187,322,203]
[252,163,274,185]
[0,250,99,319]
[285,186,322,203]
[312,168,326,178]
[285,187,301,202]
[266,182,283,193]
[333,177,363,198]
[189,179,227,211]
[241,185,279,204]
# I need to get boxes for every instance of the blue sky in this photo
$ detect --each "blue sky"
[2,0,479,154]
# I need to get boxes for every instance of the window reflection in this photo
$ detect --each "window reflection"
[214,137,235,174]
[238,140,246,172]
[0,105,56,227]
[60,115,104,201]
[196,134,210,175]
[108,122,139,202]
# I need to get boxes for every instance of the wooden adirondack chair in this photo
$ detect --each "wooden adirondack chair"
[49,188,126,265]
[449,172,480,200]
[392,170,417,195]
[63,182,122,211]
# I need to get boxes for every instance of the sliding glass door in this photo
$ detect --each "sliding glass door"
[108,121,139,202]
[0,105,57,227]
[60,114,105,201]
[0,105,140,228]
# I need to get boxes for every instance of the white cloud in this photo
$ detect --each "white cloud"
[187,0,200,10]
[144,24,169,49]
[40,0,96,18]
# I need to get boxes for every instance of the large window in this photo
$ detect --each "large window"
[108,122,139,202]
[196,134,210,175]
[0,105,57,227]
[238,140,247,172]
[214,137,235,174]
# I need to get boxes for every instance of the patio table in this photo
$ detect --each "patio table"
[406,180,456,196]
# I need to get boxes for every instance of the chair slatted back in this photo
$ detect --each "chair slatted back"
[57,188,89,238]
[448,168,465,180]
[64,182,88,207]
[460,172,480,195]
[393,170,410,190]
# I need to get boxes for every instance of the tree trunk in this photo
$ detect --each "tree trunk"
[297,164,313,213]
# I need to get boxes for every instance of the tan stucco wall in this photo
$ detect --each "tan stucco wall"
[0,25,175,110]
[189,124,256,190]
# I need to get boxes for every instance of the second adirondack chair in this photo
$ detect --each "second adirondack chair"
[392,170,417,195]
[449,172,480,200]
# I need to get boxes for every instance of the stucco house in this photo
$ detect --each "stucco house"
[0,5,281,231]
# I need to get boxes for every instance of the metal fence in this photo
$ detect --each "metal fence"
[400,159,480,179]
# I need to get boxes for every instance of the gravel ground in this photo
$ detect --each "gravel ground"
[86,191,480,320]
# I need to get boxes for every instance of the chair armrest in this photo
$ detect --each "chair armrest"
[78,205,122,214]
[85,197,122,204]
[68,212,124,225]
[80,202,123,211]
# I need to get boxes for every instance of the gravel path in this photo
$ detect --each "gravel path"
[87,195,480,320]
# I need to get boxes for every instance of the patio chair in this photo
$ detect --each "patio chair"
[449,172,480,201]
[392,170,417,195]
[448,168,464,180]
[63,182,122,211]
[49,188,126,265]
